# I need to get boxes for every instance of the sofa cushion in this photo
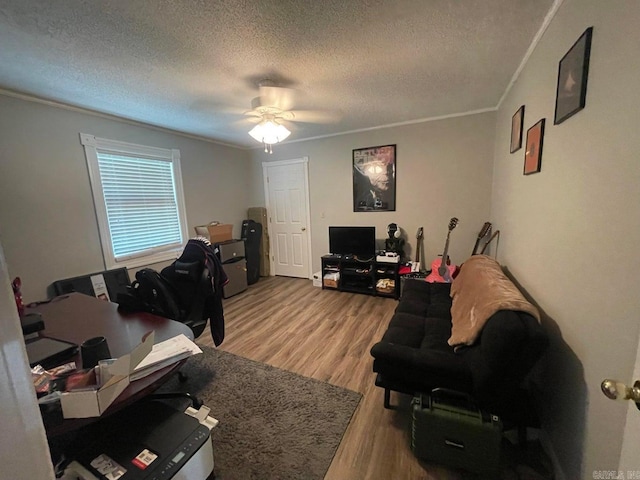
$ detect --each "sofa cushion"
[372,312,470,390]
[420,317,454,353]
[468,311,547,392]
[396,280,452,318]
[380,313,425,348]
[383,312,453,350]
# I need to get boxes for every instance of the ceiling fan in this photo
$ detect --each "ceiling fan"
[242,80,341,153]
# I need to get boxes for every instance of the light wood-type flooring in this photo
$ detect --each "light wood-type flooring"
[197,276,548,480]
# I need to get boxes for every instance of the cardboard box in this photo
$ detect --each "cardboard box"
[60,332,154,419]
[207,224,233,244]
[312,271,322,287]
[194,224,234,244]
[323,272,339,289]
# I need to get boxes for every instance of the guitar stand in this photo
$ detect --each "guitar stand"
[480,230,500,256]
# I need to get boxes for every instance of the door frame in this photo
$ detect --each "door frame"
[262,157,313,279]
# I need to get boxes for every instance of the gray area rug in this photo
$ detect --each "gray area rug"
[156,347,362,480]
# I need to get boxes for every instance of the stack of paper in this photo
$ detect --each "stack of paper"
[130,334,202,381]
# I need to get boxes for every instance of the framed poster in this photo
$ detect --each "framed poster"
[554,27,593,125]
[524,119,545,175]
[353,144,396,211]
[510,105,525,153]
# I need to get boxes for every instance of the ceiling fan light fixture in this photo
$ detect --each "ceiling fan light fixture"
[248,118,291,153]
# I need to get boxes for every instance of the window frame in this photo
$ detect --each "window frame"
[80,133,189,270]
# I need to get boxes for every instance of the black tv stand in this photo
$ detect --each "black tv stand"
[321,254,400,299]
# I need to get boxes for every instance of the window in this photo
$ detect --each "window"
[81,133,189,269]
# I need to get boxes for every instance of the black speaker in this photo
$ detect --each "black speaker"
[241,219,262,285]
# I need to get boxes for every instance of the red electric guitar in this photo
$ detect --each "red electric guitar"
[425,217,459,283]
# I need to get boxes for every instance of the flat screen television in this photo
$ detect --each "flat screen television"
[329,226,376,258]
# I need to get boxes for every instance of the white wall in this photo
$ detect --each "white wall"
[249,112,497,275]
[0,242,55,479]
[492,1,640,478]
[0,94,251,302]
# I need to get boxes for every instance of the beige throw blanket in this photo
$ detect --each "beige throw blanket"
[448,255,540,348]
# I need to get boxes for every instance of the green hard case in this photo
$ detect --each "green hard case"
[411,388,503,477]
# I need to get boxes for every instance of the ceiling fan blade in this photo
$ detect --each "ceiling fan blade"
[189,99,248,116]
[259,85,295,111]
[231,117,260,128]
[287,110,342,124]
[220,106,250,115]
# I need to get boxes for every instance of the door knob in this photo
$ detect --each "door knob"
[301,227,306,232]
[601,379,640,411]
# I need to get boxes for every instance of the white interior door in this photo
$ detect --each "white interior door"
[263,158,311,279]
[617,334,640,471]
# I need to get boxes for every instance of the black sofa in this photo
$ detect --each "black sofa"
[370,265,548,432]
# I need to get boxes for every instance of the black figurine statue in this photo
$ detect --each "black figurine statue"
[384,223,405,260]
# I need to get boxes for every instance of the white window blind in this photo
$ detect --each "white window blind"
[81,134,189,269]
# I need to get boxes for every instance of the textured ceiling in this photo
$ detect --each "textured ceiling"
[0,0,554,148]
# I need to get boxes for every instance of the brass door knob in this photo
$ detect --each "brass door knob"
[601,379,640,411]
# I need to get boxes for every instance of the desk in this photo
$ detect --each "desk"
[27,292,194,436]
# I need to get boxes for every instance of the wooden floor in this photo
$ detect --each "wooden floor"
[197,277,553,479]
[197,275,473,480]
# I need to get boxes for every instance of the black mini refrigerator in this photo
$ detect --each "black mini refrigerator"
[216,239,248,298]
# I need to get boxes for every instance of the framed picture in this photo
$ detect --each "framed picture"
[524,119,545,175]
[510,105,525,153]
[353,144,396,212]
[554,27,593,125]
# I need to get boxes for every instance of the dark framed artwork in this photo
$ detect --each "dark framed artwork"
[554,27,593,125]
[524,119,545,175]
[510,105,525,153]
[353,144,396,211]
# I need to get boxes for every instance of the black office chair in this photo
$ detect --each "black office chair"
[160,257,211,338]
[119,237,226,346]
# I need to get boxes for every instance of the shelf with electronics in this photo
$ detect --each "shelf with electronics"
[321,254,401,299]
[321,224,407,299]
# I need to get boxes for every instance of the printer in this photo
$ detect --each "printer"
[59,400,217,480]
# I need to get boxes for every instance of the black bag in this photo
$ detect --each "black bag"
[118,268,182,321]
